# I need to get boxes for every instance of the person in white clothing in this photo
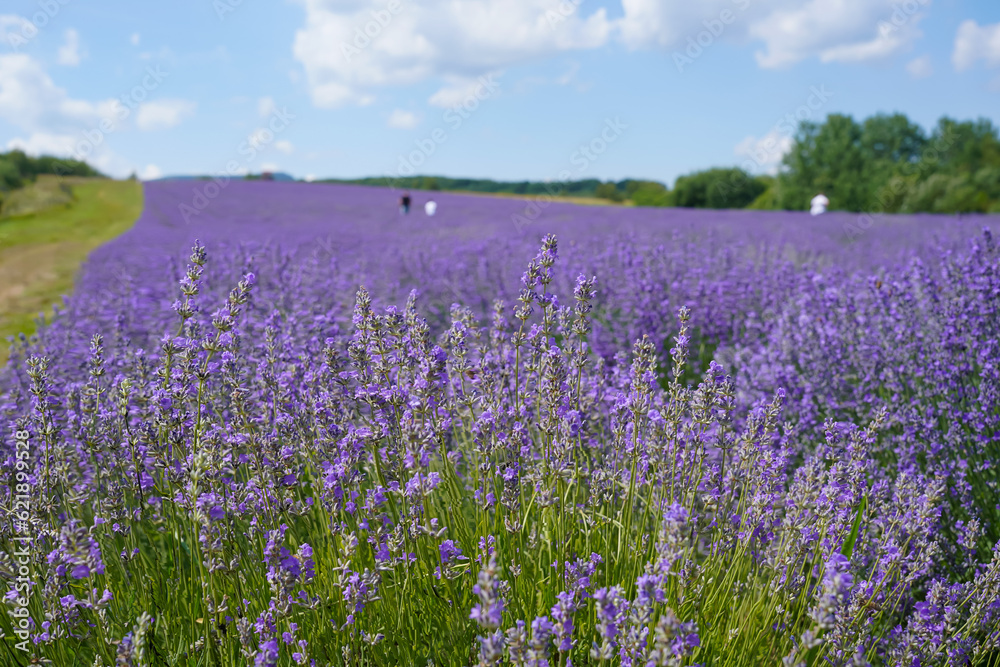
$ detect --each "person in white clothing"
[810,193,829,215]
[424,200,437,216]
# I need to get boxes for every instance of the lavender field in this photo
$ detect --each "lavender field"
[2,180,999,666]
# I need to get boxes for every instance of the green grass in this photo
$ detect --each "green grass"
[0,175,76,218]
[0,178,143,365]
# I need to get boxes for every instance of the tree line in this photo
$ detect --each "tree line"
[0,150,104,214]
[339,113,999,214]
[0,150,103,192]
[6,111,998,215]
[605,113,1000,213]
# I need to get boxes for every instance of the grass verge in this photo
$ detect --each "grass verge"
[0,178,143,365]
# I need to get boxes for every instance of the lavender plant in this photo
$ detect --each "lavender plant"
[0,181,998,666]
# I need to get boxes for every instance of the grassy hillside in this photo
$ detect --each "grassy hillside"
[0,174,76,218]
[0,178,143,364]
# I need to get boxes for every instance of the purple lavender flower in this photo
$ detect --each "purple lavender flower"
[439,539,464,564]
[471,554,506,631]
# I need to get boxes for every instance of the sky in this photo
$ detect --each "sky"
[1,0,999,186]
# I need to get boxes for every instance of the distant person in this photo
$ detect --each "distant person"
[424,200,437,216]
[400,192,411,215]
[810,193,829,216]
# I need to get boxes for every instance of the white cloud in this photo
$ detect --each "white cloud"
[130,32,140,46]
[387,109,420,129]
[139,164,162,180]
[952,20,1000,71]
[292,0,611,108]
[734,128,793,175]
[749,0,928,68]
[0,53,140,175]
[274,139,294,154]
[617,0,928,68]
[135,99,196,130]
[428,79,480,108]
[0,53,118,135]
[304,173,316,182]
[258,95,277,117]
[906,54,933,78]
[6,133,133,178]
[425,75,505,107]
[289,0,937,106]
[618,0,738,51]
[6,132,78,156]
[57,28,83,66]
[816,27,918,64]
[260,162,280,172]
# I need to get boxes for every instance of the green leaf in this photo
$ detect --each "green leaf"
[841,495,867,560]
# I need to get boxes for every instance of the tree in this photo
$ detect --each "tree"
[930,117,1000,176]
[747,176,779,209]
[861,114,927,165]
[706,169,767,208]
[778,114,869,211]
[0,150,103,192]
[629,181,670,207]
[595,182,624,202]
[672,168,766,209]
[0,158,22,191]
[778,113,1000,213]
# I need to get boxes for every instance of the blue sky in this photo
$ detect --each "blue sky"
[1,0,999,185]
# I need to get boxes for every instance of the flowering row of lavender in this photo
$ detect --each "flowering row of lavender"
[1,181,998,666]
